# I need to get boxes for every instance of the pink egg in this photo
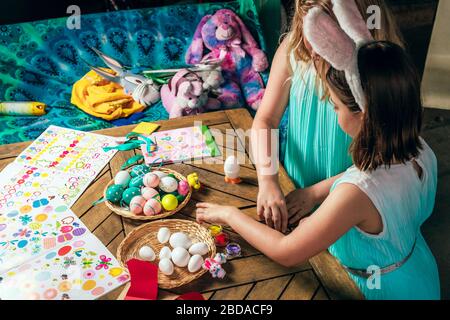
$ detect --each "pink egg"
[143,199,162,216]
[143,173,160,188]
[129,196,146,215]
[141,187,161,201]
[177,180,190,196]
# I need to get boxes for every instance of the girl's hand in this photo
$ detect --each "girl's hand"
[196,203,240,226]
[286,187,318,225]
[257,180,288,233]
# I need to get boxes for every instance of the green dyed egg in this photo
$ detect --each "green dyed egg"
[130,165,150,178]
[106,185,124,204]
[121,187,141,206]
[176,194,185,203]
[129,176,144,188]
[167,173,177,179]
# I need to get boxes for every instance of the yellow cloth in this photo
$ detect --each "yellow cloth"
[71,69,146,120]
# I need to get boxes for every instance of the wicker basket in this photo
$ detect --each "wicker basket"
[117,219,216,289]
[104,167,192,221]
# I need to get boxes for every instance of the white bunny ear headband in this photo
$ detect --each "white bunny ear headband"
[303,0,373,112]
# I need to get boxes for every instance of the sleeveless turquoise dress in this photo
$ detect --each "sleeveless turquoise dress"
[329,139,440,300]
[284,57,353,188]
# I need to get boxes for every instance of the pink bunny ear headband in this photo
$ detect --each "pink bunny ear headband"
[303,0,373,112]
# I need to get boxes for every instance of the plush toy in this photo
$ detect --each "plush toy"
[185,9,268,110]
[160,69,221,118]
[86,48,160,107]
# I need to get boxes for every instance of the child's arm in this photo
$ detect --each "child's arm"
[197,183,376,267]
[251,37,292,233]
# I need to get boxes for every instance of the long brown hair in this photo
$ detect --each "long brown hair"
[326,41,423,171]
[287,0,403,84]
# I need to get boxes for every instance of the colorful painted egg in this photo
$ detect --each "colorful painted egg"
[159,246,172,260]
[169,232,192,249]
[143,173,160,188]
[60,226,73,233]
[114,170,131,187]
[129,196,146,215]
[72,227,86,237]
[138,246,156,261]
[143,199,162,216]
[141,187,160,201]
[152,170,168,179]
[176,194,186,203]
[188,254,204,273]
[171,247,190,267]
[129,176,144,189]
[105,184,124,204]
[177,180,190,196]
[130,165,150,178]
[159,258,174,276]
[121,187,141,206]
[161,194,178,211]
[157,227,171,244]
[159,176,178,193]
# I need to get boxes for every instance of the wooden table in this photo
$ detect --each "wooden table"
[0,109,363,300]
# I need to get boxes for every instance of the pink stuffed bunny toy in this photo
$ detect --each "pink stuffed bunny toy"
[185,9,268,110]
[160,69,221,118]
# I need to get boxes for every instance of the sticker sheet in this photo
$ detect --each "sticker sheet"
[141,125,220,165]
[0,196,128,300]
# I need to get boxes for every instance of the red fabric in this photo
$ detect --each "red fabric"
[125,259,204,300]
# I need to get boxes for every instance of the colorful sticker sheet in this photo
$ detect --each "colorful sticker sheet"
[0,125,117,209]
[0,196,128,300]
[141,125,220,165]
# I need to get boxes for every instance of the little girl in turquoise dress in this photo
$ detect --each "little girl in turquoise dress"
[195,1,440,299]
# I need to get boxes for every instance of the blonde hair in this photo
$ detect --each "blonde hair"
[287,0,403,86]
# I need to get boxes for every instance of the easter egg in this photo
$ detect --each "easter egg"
[159,176,178,193]
[138,246,156,261]
[143,199,162,216]
[130,165,150,178]
[141,187,160,201]
[114,171,131,188]
[169,232,192,249]
[171,247,190,267]
[121,187,141,206]
[177,180,190,196]
[157,227,171,244]
[72,227,87,237]
[176,194,186,203]
[105,185,124,204]
[129,176,144,189]
[189,242,209,256]
[152,171,168,179]
[161,194,178,211]
[159,258,174,276]
[159,246,172,260]
[143,173,160,188]
[188,254,204,273]
[129,196,146,215]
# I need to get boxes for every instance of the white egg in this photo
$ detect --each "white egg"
[188,242,209,256]
[159,258,174,276]
[188,254,204,273]
[224,156,240,179]
[114,170,131,187]
[138,245,155,261]
[157,227,171,244]
[169,232,192,249]
[159,176,178,193]
[159,246,172,260]
[171,247,190,267]
[152,171,168,179]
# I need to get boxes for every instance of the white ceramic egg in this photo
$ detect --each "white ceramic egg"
[159,176,178,193]
[159,246,172,260]
[157,227,171,244]
[114,170,131,187]
[138,245,155,261]
[188,254,204,273]
[224,156,240,179]
[169,232,192,249]
[188,242,209,256]
[159,258,174,276]
[171,247,190,267]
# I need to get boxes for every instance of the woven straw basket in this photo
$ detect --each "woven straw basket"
[104,167,192,221]
[117,219,216,289]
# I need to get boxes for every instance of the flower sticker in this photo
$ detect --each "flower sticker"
[19,215,32,225]
[13,228,31,238]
